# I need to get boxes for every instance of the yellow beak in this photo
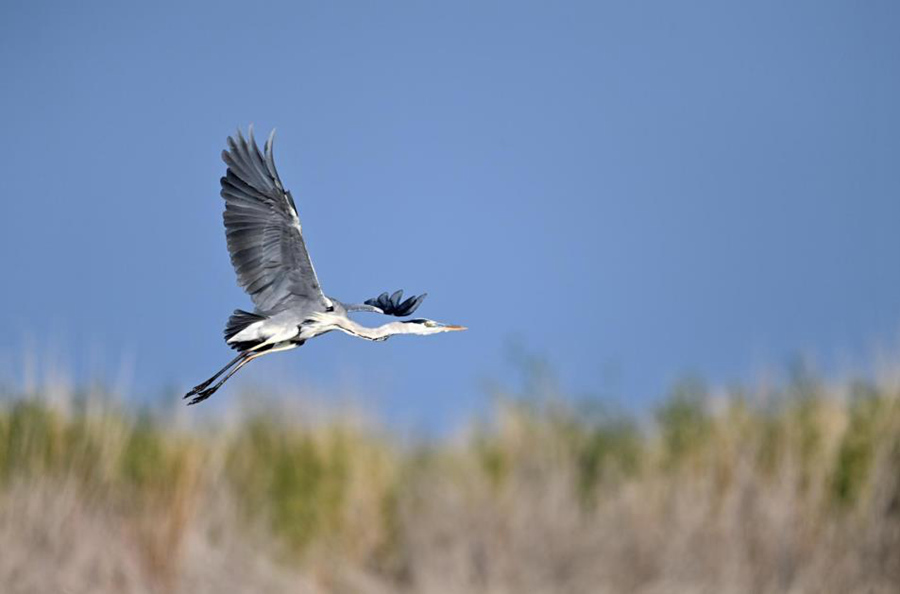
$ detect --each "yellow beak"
[445,324,468,331]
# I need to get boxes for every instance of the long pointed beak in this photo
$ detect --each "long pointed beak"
[444,324,467,331]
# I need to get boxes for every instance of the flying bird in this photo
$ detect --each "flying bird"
[185,127,466,405]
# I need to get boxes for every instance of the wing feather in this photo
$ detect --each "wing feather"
[361,290,427,317]
[220,126,328,314]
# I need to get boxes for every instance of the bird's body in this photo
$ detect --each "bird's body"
[185,127,465,404]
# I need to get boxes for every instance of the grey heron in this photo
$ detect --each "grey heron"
[185,127,466,405]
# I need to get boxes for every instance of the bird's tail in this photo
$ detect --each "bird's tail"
[224,309,267,349]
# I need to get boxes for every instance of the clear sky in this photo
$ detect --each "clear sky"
[1,1,899,429]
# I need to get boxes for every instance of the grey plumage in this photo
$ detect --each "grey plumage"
[185,126,465,405]
[221,127,327,315]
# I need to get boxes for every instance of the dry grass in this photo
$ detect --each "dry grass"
[1,371,900,593]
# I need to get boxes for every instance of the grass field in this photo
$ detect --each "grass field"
[2,368,900,593]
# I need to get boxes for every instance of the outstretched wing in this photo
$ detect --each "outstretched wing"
[363,290,427,317]
[220,127,329,314]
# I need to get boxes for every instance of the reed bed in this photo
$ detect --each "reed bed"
[1,371,899,593]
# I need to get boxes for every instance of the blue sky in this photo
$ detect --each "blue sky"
[1,1,899,429]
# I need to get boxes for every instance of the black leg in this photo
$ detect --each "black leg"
[186,352,261,406]
[184,351,248,399]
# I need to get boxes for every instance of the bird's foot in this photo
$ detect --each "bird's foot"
[185,381,222,405]
[184,379,214,398]
[185,386,216,406]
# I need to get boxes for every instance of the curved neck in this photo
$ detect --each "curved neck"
[331,317,413,341]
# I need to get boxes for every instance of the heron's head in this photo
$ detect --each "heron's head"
[402,318,467,335]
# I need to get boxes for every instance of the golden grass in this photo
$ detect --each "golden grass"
[1,372,900,593]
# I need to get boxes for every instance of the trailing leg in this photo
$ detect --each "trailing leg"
[184,351,249,398]
[185,342,298,406]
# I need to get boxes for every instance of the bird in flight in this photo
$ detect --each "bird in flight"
[185,127,466,405]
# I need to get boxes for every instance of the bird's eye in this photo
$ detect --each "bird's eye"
[425,321,437,328]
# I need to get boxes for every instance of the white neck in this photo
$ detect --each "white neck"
[321,315,418,341]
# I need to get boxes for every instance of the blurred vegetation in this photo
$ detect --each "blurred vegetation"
[2,369,900,593]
